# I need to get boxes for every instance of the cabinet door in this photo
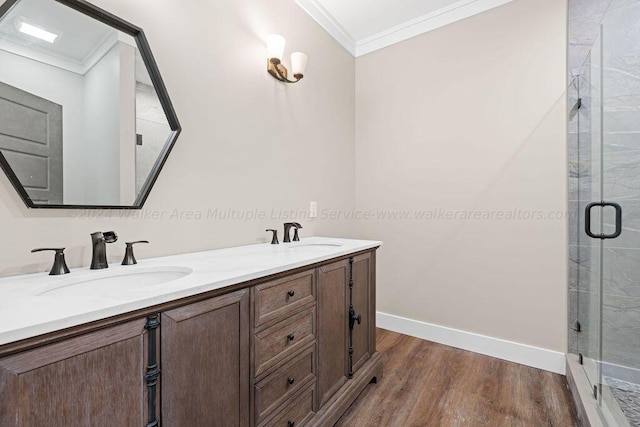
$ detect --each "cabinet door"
[351,251,375,374]
[161,289,250,427]
[0,319,147,427]
[316,259,349,408]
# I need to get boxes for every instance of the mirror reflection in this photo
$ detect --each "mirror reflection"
[0,0,176,207]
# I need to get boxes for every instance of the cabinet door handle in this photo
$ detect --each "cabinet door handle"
[349,306,362,330]
[287,290,295,297]
[287,334,295,341]
[287,376,295,385]
[288,421,295,427]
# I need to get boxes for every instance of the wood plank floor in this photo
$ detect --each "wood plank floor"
[336,329,578,427]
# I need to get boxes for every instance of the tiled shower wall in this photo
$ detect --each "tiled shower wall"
[568,0,640,380]
[568,0,610,78]
[600,0,640,375]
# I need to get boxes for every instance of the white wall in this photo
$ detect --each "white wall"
[81,44,122,205]
[118,40,137,206]
[79,41,137,206]
[0,0,569,368]
[0,0,356,276]
[355,0,568,354]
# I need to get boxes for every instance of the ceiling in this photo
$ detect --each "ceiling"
[296,0,517,56]
[0,0,116,72]
[0,0,151,83]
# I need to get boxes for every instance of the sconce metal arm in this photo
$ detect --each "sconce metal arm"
[268,59,303,84]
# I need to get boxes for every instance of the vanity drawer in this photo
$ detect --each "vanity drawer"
[261,383,315,427]
[254,270,316,327]
[255,345,316,424]
[255,308,315,377]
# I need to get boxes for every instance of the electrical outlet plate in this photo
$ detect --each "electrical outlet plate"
[309,201,318,218]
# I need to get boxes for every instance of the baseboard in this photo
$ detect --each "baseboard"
[377,312,566,374]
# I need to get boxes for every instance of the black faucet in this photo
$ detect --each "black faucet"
[90,231,118,269]
[283,223,303,243]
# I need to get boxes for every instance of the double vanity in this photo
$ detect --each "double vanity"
[0,237,382,427]
[0,1,381,425]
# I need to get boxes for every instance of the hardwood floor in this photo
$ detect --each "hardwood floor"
[336,329,578,427]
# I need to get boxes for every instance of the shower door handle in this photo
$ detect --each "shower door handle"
[585,201,622,239]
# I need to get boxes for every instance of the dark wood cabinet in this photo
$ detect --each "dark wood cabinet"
[253,270,315,328]
[161,289,250,427]
[254,346,316,424]
[254,251,380,427]
[351,251,375,374]
[316,259,349,408]
[0,248,380,427]
[0,318,148,427]
[314,251,382,426]
[251,267,318,426]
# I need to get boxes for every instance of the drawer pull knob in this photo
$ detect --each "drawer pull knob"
[287,376,295,385]
[287,334,295,341]
[288,421,295,427]
[287,290,295,297]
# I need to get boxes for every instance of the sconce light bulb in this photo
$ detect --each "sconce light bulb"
[291,52,308,78]
[267,34,285,61]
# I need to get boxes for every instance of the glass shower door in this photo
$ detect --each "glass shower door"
[572,44,604,396]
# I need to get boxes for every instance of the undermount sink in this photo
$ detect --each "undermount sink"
[38,266,193,297]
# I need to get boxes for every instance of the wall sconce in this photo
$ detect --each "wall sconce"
[267,34,308,83]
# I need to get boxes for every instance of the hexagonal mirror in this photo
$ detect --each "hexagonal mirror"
[0,0,180,208]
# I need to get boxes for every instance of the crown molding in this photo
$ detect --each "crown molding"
[295,0,356,56]
[297,0,518,57]
[356,0,517,56]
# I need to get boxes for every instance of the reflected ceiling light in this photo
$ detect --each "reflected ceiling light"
[19,22,58,43]
[266,34,307,83]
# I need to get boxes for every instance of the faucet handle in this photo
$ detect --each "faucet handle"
[31,248,70,276]
[292,223,302,242]
[122,241,149,265]
[266,229,279,245]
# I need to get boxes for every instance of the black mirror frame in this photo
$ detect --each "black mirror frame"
[0,0,181,209]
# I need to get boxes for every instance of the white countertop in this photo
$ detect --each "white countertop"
[0,237,381,346]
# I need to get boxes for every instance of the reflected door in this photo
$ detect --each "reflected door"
[0,81,62,204]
